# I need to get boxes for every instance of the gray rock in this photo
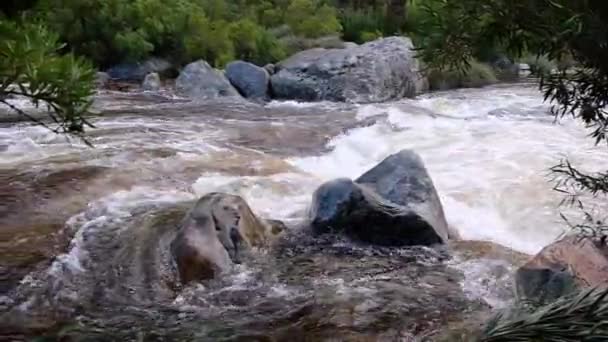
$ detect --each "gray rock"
[142,72,161,91]
[171,192,282,283]
[106,58,174,82]
[309,150,449,246]
[518,63,531,78]
[263,63,276,75]
[175,60,240,99]
[515,236,608,303]
[225,61,270,100]
[270,36,426,103]
[342,42,359,49]
[95,72,110,88]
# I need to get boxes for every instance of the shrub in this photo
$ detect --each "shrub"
[427,60,497,90]
[520,54,557,76]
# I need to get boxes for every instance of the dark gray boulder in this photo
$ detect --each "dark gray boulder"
[106,58,174,82]
[309,150,450,246]
[225,61,270,100]
[270,36,426,103]
[175,60,240,99]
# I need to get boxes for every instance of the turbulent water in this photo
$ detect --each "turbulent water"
[1,83,607,340]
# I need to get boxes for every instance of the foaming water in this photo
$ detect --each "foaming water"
[289,86,607,254]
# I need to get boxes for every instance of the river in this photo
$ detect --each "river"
[1,83,606,340]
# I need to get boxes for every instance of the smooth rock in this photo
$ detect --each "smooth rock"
[309,150,449,246]
[271,36,426,103]
[225,61,270,100]
[175,60,240,99]
[142,72,161,91]
[515,235,608,302]
[95,72,110,89]
[171,193,281,283]
[263,63,276,75]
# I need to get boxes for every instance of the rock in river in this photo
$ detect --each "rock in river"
[142,72,161,91]
[270,36,426,103]
[225,60,270,101]
[175,60,240,100]
[171,192,282,283]
[515,235,608,302]
[309,149,450,246]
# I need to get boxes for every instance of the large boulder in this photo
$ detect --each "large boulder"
[171,193,282,283]
[175,60,240,99]
[225,61,270,101]
[106,58,174,82]
[515,236,608,302]
[270,36,426,103]
[309,150,449,246]
[142,72,161,91]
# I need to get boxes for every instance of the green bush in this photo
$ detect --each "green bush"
[340,7,385,44]
[427,60,498,90]
[520,54,557,76]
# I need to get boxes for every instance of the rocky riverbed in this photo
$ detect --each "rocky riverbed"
[1,83,607,340]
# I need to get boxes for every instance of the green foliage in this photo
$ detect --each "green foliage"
[427,60,497,91]
[520,55,557,77]
[34,0,341,68]
[480,287,608,341]
[285,0,341,38]
[0,20,95,138]
[340,7,385,43]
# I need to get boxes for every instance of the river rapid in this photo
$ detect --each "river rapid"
[1,83,606,340]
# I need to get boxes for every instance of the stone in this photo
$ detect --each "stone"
[309,150,449,246]
[142,72,161,91]
[225,61,270,100]
[175,60,240,99]
[106,57,174,82]
[270,36,427,103]
[263,63,276,75]
[171,193,281,283]
[518,63,532,78]
[515,236,608,302]
[94,72,110,89]
[356,149,451,241]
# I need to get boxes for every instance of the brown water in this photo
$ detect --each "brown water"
[1,85,605,340]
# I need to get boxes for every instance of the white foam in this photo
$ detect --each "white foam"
[289,87,608,254]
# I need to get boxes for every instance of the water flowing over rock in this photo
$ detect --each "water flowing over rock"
[172,193,282,283]
[309,150,449,246]
[270,36,426,103]
[515,235,608,302]
[225,61,270,101]
[175,60,240,99]
[141,72,161,91]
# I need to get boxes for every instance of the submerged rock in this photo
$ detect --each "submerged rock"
[309,150,449,246]
[171,192,282,283]
[515,235,608,302]
[270,36,426,103]
[142,72,161,91]
[225,61,270,101]
[175,60,240,99]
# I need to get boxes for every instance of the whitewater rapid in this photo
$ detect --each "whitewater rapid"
[2,84,605,258]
